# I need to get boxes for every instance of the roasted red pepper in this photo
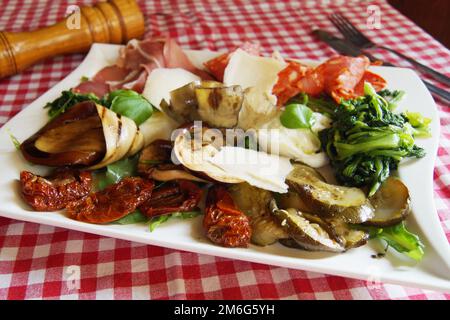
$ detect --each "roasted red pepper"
[20,169,92,211]
[67,177,154,224]
[203,186,251,248]
[139,180,203,217]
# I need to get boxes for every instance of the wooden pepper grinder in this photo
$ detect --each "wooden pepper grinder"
[0,0,145,79]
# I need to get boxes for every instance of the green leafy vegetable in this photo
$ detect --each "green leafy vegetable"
[44,90,101,120]
[403,111,431,138]
[94,154,139,191]
[365,222,425,261]
[105,89,153,125]
[80,76,90,82]
[320,83,429,196]
[377,89,405,110]
[280,103,315,129]
[149,211,202,232]
[114,210,148,225]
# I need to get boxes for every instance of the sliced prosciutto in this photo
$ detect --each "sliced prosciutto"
[76,37,212,97]
[73,81,109,98]
[272,55,386,105]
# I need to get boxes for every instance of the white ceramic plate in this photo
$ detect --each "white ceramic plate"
[0,44,449,292]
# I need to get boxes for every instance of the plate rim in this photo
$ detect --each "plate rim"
[0,43,449,293]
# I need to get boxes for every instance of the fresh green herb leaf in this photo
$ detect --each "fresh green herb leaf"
[94,154,139,191]
[103,89,140,107]
[148,210,202,232]
[7,130,21,150]
[364,222,425,261]
[114,210,148,225]
[44,90,101,120]
[280,103,315,129]
[80,76,90,82]
[105,89,153,125]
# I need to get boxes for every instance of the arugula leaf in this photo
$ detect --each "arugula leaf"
[171,211,202,219]
[149,215,171,232]
[106,89,153,125]
[148,211,202,232]
[7,130,20,150]
[44,90,101,120]
[94,154,139,191]
[366,222,425,261]
[280,103,315,129]
[114,210,148,225]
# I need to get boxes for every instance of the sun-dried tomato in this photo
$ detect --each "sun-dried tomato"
[67,177,154,224]
[139,180,203,217]
[203,186,251,248]
[20,169,92,211]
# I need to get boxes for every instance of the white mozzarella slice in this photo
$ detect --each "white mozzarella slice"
[256,116,329,168]
[142,68,200,110]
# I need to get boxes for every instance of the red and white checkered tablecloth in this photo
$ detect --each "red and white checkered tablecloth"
[0,0,449,300]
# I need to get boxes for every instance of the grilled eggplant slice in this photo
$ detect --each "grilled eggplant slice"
[299,212,368,249]
[228,183,288,246]
[21,101,106,167]
[364,177,410,227]
[138,140,206,182]
[286,164,374,224]
[20,101,144,169]
[270,200,344,252]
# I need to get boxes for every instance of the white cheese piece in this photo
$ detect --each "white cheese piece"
[142,68,200,110]
[257,116,329,168]
[208,146,293,193]
[223,49,286,105]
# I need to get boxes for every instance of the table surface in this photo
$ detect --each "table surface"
[0,0,449,299]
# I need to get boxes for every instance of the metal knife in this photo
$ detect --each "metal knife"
[312,29,450,105]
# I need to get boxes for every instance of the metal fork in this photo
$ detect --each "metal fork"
[329,13,450,87]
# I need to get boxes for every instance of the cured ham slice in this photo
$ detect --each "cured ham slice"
[92,65,129,84]
[272,55,386,105]
[204,42,261,81]
[79,37,212,97]
[73,81,109,98]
